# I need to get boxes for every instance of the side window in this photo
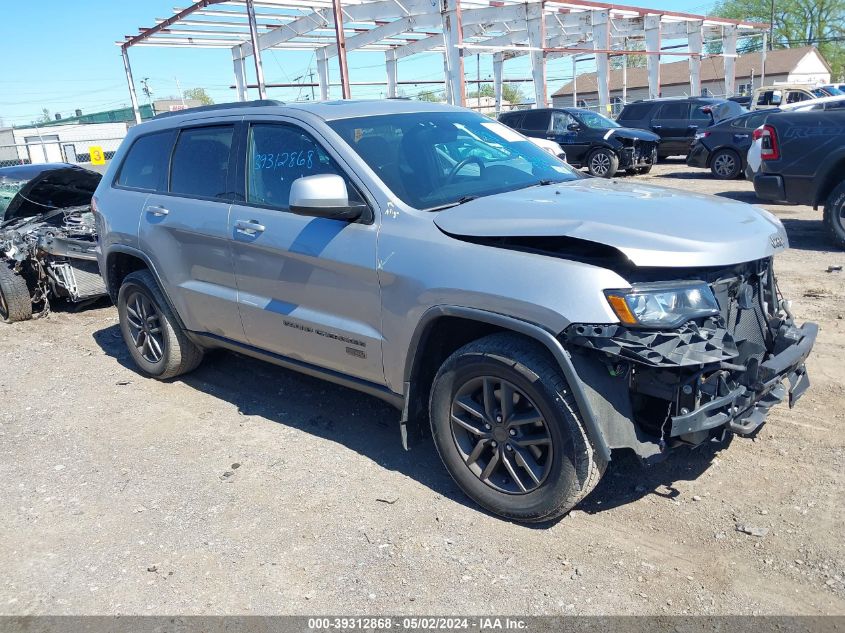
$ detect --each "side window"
[689,104,711,124]
[656,102,688,119]
[786,91,810,104]
[247,124,361,211]
[521,110,550,132]
[619,103,652,121]
[499,112,523,128]
[116,131,174,191]
[170,125,234,199]
[745,113,768,129]
[552,111,576,133]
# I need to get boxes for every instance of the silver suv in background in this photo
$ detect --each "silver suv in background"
[94,100,816,523]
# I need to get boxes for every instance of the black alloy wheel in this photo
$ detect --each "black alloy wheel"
[450,376,553,494]
[124,289,166,364]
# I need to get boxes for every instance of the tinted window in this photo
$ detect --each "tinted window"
[689,104,712,124]
[618,103,653,121]
[170,126,234,199]
[742,112,769,129]
[656,102,688,119]
[521,110,550,132]
[248,124,361,211]
[499,112,523,128]
[116,131,174,191]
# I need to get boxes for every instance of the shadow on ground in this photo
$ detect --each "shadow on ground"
[92,323,724,526]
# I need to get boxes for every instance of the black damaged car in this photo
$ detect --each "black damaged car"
[499,107,659,178]
[0,163,106,323]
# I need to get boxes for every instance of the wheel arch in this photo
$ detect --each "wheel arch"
[104,246,189,333]
[814,151,845,207]
[400,306,611,462]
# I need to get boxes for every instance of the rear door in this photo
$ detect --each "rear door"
[228,118,384,384]
[650,102,693,155]
[518,110,552,140]
[137,119,246,340]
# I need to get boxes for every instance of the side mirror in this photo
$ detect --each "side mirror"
[567,123,581,132]
[289,174,365,221]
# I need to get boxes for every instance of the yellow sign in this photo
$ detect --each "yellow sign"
[89,146,106,165]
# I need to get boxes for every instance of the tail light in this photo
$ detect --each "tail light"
[753,125,780,160]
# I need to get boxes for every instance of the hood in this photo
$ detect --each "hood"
[603,127,660,142]
[432,178,788,268]
[1,165,100,225]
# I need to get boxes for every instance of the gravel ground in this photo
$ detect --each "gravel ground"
[0,161,843,616]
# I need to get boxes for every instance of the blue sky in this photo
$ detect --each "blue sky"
[2,0,721,126]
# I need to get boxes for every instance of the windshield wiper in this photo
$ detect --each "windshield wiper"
[425,195,479,212]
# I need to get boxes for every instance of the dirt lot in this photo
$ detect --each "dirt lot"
[1,161,843,616]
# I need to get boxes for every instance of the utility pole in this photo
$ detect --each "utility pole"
[769,0,775,50]
[174,76,187,108]
[141,78,154,113]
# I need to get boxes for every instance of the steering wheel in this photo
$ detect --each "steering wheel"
[447,155,485,182]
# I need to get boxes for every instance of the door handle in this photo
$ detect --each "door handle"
[146,205,169,217]
[235,219,266,235]
[651,125,662,131]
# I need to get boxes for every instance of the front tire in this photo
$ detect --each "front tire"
[429,333,605,523]
[635,165,653,175]
[117,270,203,379]
[587,148,619,178]
[710,148,741,180]
[823,180,845,250]
[0,264,33,324]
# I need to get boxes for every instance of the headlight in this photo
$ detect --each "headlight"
[604,281,720,328]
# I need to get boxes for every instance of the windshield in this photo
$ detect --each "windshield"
[328,111,579,210]
[0,180,27,219]
[577,111,621,129]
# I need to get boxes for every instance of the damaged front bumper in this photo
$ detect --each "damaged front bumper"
[563,308,817,461]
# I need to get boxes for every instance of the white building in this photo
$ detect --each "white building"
[11,122,130,165]
[551,46,832,110]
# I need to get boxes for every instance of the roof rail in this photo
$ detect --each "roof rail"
[153,99,284,119]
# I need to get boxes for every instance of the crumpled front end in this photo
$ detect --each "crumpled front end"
[563,258,816,461]
[1,205,106,310]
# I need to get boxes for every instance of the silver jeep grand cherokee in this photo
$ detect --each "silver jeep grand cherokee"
[94,99,816,523]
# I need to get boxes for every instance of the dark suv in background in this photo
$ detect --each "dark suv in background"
[499,107,658,178]
[617,97,746,159]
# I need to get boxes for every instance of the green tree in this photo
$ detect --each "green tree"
[468,82,525,106]
[34,108,52,124]
[183,87,214,105]
[711,0,845,78]
[610,40,648,71]
[416,89,443,102]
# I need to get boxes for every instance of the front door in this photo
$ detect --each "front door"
[228,120,384,384]
[550,111,589,164]
[137,121,245,340]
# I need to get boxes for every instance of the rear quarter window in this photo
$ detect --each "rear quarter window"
[618,103,653,121]
[115,131,174,191]
[520,110,550,132]
[498,112,523,128]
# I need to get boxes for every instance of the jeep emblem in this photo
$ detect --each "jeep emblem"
[770,234,785,249]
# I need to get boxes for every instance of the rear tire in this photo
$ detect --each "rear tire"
[587,148,619,178]
[710,148,742,180]
[636,165,653,175]
[117,270,203,379]
[429,333,606,523]
[823,180,845,250]
[0,264,33,324]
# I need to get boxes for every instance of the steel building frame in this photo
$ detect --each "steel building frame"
[119,0,769,122]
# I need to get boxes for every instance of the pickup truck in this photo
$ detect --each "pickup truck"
[753,110,845,249]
